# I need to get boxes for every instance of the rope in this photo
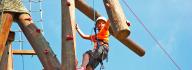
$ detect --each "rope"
[93,1,107,70]
[39,0,44,35]
[19,27,25,70]
[29,0,44,35]
[121,0,182,70]
[21,55,25,70]
[92,1,105,70]
[92,0,99,46]
[93,0,96,22]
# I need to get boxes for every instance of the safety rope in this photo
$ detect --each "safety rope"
[92,1,104,70]
[92,0,99,48]
[92,0,99,59]
[121,0,182,70]
[21,54,25,70]
[19,26,25,70]
[93,0,97,39]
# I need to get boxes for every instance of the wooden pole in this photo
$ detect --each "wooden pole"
[7,41,13,70]
[0,31,15,70]
[75,0,145,57]
[103,0,130,40]
[0,13,13,64]
[61,0,76,70]
[7,31,15,70]
[17,14,60,70]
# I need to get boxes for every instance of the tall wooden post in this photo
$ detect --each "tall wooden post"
[103,0,130,40]
[0,13,13,62]
[75,0,145,57]
[17,14,60,70]
[0,31,15,70]
[61,0,76,70]
[7,41,13,70]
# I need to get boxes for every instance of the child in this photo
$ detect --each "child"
[76,16,110,70]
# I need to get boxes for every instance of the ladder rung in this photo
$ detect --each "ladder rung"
[29,10,42,12]
[12,50,36,55]
[30,0,43,3]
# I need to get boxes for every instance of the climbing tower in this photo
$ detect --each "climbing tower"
[0,0,60,70]
[0,0,146,70]
[10,0,45,69]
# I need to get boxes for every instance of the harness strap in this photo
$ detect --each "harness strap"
[98,45,109,70]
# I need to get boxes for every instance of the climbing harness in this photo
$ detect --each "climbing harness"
[92,1,109,70]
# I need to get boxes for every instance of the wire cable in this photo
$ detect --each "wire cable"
[121,0,182,70]
[19,27,25,70]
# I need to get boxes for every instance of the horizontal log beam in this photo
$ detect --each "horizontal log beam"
[75,0,101,20]
[12,50,36,55]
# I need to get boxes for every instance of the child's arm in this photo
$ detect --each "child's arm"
[76,24,91,40]
[104,19,110,30]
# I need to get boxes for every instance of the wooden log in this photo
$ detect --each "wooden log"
[12,50,36,55]
[0,31,15,70]
[61,0,76,70]
[75,0,101,20]
[7,31,14,70]
[103,0,130,40]
[75,0,145,57]
[7,41,13,70]
[0,13,13,62]
[17,14,60,70]
[118,38,145,56]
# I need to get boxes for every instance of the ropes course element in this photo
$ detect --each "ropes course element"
[92,1,105,70]
[19,27,25,70]
[121,0,182,70]
[92,0,101,53]
[17,25,25,70]
[21,54,25,70]
[29,0,44,35]
[92,0,99,47]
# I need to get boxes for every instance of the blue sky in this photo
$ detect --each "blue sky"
[11,0,192,70]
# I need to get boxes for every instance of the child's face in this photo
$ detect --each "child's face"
[96,20,106,30]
